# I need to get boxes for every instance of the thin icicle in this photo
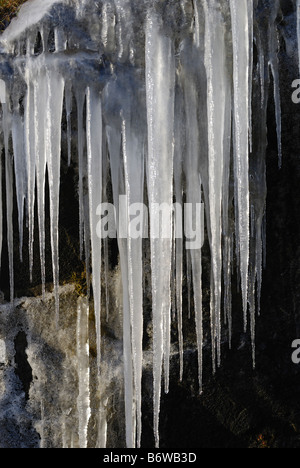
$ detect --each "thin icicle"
[204,0,229,368]
[65,82,73,167]
[24,62,36,284]
[122,116,145,448]
[118,237,135,448]
[103,237,110,323]
[11,99,26,262]
[248,0,254,153]
[102,146,111,323]
[34,66,48,298]
[106,115,136,448]
[180,36,204,391]
[186,249,192,320]
[86,86,102,371]
[174,90,184,380]
[256,225,263,317]
[268,1,282,169]
[45,68,65,324]
[249,12,268,361]
[230,0,251,331]
[76,90,86,261]
[3,103,14,301]
[221,55,233,349]
[146,12,175,447]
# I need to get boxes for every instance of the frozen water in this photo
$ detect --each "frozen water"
[0,0,283,448]
[1,0,62,46]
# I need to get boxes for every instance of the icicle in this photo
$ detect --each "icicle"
[174,86,184,381]
[76,89,86,261]
[24,61,36,284]
[118,234,135,448]
[0,83,4,275]
[102,146,110,323]
[65,82,72,167]
[77,297,91,449]
[1,0,62,46]
[103,237,110,323]
[258,36,265,109]
[171,231,176,323]
[204,0,230,368]
[248,0,254,153]
[106,115,136,448]
[256,225,263,317]
[186,250,192,320]
[268,0,282,169]
[230,0,251,330]
[224,236,233,348]
[45,67,65,324]
[54,28,66,52]
[248,7,268,363]
[122,116,145,448]
[221,56,233,349]
[34,65,48,298]
[0,80,5,105]
[83,193,91,299]
[3,102,14,301]
[86,86,102,371]
[11,98,26,263]
[145,12,175,447]
[180,35,204,392]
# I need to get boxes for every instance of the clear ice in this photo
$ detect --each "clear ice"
[0,0,282,448]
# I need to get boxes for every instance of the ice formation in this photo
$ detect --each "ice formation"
[0,0,283,448]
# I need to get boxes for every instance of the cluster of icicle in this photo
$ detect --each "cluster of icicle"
[0,0,283,448]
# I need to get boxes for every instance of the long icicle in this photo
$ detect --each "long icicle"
[122,116,144,448]
[34,65,48,298]
[204,0,228,368]
[11,95,26,263]
[86,86,102,371]
[3,101,14,302]
[45,67,65,325]
[145,12,175,448]
[268,0,282,169]
[230,0,251,331]
[180,33,204,389]
[24,58,36,285]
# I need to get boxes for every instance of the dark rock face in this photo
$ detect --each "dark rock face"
[0,0,300,449]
